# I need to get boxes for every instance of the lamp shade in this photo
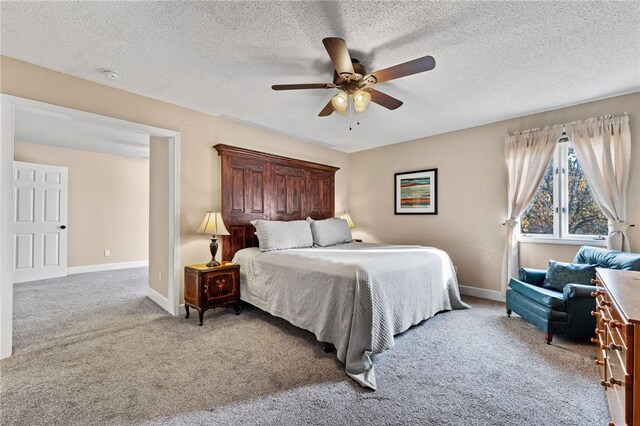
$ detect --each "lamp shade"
[338,211,355,229]
[331,91,349,115]
[197,211,230,236]
[353,90,371,114]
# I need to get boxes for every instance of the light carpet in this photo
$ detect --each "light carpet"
[0,268,608,425]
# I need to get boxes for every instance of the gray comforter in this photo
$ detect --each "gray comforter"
[233,242,469,389]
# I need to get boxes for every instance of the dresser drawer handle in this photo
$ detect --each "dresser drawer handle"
[595,329,605,335]
[590,289,605,297]
[590,338,606,350]
[591,310,600,317]
[608,320,623,329]
[600,380,611,388]
[608,342,623,351]
[609,377,623,386]
[594,359,604,366]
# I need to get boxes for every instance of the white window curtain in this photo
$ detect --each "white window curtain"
[502,125,564,292]
[566,114,631,252]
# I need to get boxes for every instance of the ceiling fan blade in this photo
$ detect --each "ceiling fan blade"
[364,88,403,110]
[322,37,355,76]
[272,83,335,90]
[318,100,334,117]
[366,55,436,84]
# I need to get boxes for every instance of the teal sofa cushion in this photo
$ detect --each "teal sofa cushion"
[573,246,640,271]
[543,260,597,292]
[508,278,565,311]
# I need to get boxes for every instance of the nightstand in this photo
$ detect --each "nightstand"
[184,262,241,326]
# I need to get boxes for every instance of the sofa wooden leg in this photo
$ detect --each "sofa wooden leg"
[506,308,512,317]
[544,333,552,344]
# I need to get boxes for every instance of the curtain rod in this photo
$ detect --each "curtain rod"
[509,112,629,137]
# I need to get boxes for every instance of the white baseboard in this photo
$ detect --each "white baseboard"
[147,286,170,312]
[67,260,148,275]
[458,284,505,302]
[178,303,186,316]
[13,271,67,284]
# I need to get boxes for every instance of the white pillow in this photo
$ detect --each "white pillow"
[307,217,353,247]
[250,220,313,252]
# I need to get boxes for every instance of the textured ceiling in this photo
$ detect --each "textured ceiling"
[15,109,150,158]
[1,1,639,153]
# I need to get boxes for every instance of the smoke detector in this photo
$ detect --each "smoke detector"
[102,69,121,81]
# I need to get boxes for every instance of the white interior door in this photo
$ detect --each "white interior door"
[13,161,68,283]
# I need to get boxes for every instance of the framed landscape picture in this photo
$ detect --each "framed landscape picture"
[394,168,438,215]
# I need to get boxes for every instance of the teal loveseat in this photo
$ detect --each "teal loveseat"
[506,246,640,343]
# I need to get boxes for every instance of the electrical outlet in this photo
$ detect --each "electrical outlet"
[104,249,111,257]
[158,271,162,282]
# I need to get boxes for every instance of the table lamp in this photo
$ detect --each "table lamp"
[338,211,356,229]
[338,211,355,228]
[197,211,230,267]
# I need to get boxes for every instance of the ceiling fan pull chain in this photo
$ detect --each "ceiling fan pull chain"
[353,101,360,126]
[348,95,353,131]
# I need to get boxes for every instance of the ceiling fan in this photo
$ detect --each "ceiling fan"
[272,37,436,117]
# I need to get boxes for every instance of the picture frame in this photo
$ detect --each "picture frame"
[394,168,438,215]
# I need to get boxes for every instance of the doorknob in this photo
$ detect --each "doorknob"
[59,225,67,229]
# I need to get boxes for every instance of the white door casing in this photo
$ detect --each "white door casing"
[1,94,181,361]
[13,161,68,283]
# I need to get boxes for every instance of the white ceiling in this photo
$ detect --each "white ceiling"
[1,1,639,153]
[15,109,150,158]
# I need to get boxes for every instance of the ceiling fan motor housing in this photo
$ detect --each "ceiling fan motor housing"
[333,58,368,90]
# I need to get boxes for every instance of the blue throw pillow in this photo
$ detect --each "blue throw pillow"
[543,260,597,292]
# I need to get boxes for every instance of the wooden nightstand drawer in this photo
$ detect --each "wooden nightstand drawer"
[184,263,241,325]
[202,270,237,301]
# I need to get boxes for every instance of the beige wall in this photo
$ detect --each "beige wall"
[0,56,351,299]
[5,55,637,297]
[148,137,169,296]
[349,92,640,292]
[14,141,149,267]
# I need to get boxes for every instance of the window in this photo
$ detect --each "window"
[520,140,607,242]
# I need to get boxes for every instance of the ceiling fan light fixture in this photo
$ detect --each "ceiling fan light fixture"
[353,90,371,114]
[331,91,348,115]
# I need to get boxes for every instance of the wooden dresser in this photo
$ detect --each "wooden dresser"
[592,268,640,425]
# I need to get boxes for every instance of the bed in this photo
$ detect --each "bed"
[233,241,467,389]
[214,144,468,389]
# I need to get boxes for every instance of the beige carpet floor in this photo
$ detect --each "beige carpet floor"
[0,268,608,425]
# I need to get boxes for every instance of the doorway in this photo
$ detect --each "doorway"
[0,95,181,359]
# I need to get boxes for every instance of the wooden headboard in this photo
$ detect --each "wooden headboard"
[214,144,339,261]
